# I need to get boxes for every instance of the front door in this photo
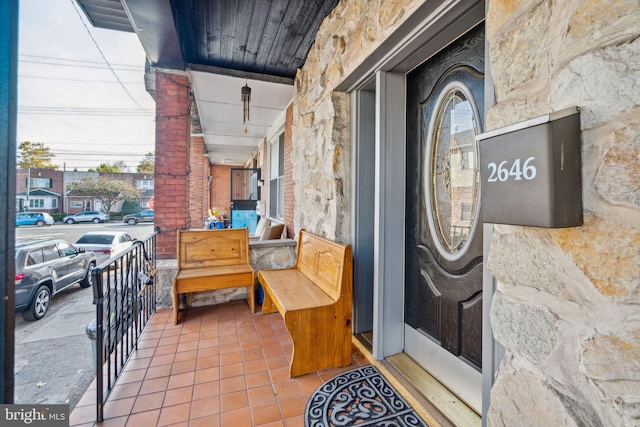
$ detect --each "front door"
[405,24,484,410]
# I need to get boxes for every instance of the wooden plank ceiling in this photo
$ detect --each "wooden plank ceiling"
[172,0,338,79]
[78,0,338,79]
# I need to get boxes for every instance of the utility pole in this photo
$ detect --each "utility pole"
[25,167,30,212]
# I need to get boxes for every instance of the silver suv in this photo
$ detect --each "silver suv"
[15,238,97,321]
[62,210,110,224]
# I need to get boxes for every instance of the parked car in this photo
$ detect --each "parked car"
[62,210,109,224]
[14,238,97,321]
[74,231,136,264]
[15,212,54,227]
[122,209,154,225]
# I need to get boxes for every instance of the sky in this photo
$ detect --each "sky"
[17,0,156,171]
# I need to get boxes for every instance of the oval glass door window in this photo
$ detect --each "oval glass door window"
[425,81,481,260]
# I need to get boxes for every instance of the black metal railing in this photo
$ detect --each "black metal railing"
[90,232,158,422]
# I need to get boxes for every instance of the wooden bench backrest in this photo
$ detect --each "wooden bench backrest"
[177,228,249,269]
[295,230,352,302]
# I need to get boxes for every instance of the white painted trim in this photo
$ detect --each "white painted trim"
[265,108,286,142]
[405,325,482,412]
[373,71,406,359]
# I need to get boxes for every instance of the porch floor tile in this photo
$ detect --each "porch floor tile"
[71,300,368,426]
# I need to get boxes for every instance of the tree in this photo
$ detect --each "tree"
[137,152,155,173]
[90,162,121,173]
[66,177,140,214]
[18,141,58,169]
[113,160,129,172]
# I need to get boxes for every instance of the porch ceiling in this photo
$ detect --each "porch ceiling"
[76,0,338,165]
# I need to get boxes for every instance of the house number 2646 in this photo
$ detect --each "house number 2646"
[487,157,537,182]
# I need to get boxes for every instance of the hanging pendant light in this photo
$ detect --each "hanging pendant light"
[241,79,251,124]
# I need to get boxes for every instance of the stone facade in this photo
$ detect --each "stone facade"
[485,1,640,426]
[291,0,640,425]
[293,0,419,243]
[188,239,297,308]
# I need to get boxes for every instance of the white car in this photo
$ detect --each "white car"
[62,211,110,224]
[74,231,136,264]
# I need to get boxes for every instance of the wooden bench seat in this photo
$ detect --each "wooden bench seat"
[258,230,352,377]
[173,228,254,324]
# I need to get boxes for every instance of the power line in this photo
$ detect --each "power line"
[19,59,142,72]
[69,0,147,110]
[19,54,144,70]
[19,74,144,84]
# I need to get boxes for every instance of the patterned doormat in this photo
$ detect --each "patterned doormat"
[305,365,428,427]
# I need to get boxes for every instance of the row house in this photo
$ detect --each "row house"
[14,168,155,215]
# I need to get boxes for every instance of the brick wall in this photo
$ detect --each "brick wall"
[15,168,64,213]
[154,72,190,259]
[283,103,294,238]
[210,164,233,216]
[188,136,209,227]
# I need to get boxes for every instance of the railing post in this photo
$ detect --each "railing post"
[92,265,105,422]
[90,231,158,423]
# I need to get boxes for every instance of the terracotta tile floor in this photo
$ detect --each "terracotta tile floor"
[70,300,368,427]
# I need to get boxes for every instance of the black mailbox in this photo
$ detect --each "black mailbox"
[477,107,582,228]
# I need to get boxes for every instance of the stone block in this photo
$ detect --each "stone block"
[488,360,580,427]
[550,216,640,299]
[581,330,640,381]
[490,291,558,365]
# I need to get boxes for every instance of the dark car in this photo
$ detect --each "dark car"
[122,209,154,225]
[15,238,97,321]
[15,212,54,227]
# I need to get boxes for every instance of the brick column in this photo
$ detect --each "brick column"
[210,164,233,215]
[283,103,294,238]
[154,72,190,259]
[188,135,208,227]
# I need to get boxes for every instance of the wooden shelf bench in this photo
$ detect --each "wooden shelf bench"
[173,228,255,324]
[258,230,353,377]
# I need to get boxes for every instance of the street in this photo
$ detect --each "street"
[14,222,154,409]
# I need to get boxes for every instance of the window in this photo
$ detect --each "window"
[57,242,77,257]
[26,249,44,266]
[42,245,60,262]
[269,132,284,219]
[70,201,83,208]
[426,82,480,258]
[51,199,58,209]
[28,178,52,188]
[136,180,154,189]
[29,199,44,208]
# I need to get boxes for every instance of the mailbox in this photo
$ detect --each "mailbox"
[477,107,582,228]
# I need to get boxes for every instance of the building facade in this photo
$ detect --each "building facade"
[15,169,155,215]
[57,0,640,424]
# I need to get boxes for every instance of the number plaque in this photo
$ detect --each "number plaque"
[477,107,583,228]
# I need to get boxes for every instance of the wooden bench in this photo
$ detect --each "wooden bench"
[173,228,255,324]
[258,230,353,377]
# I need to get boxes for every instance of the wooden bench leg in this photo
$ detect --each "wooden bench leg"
[172,282,179,324]
[285,307,352,377]
[247,278,255,313]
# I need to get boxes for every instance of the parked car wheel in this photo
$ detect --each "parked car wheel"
[127,218,137,225]
[23,284,51,321]
[65,218,75,224]
[36,220,45,227]
[92,218,100,224]
[79,262,96,288]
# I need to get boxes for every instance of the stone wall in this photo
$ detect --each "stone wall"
[175,239,297,309]
[485,1,640,426]
[292,0,639,424]
[292,0,422,243]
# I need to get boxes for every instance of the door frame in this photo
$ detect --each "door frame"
[343,0,503,422]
